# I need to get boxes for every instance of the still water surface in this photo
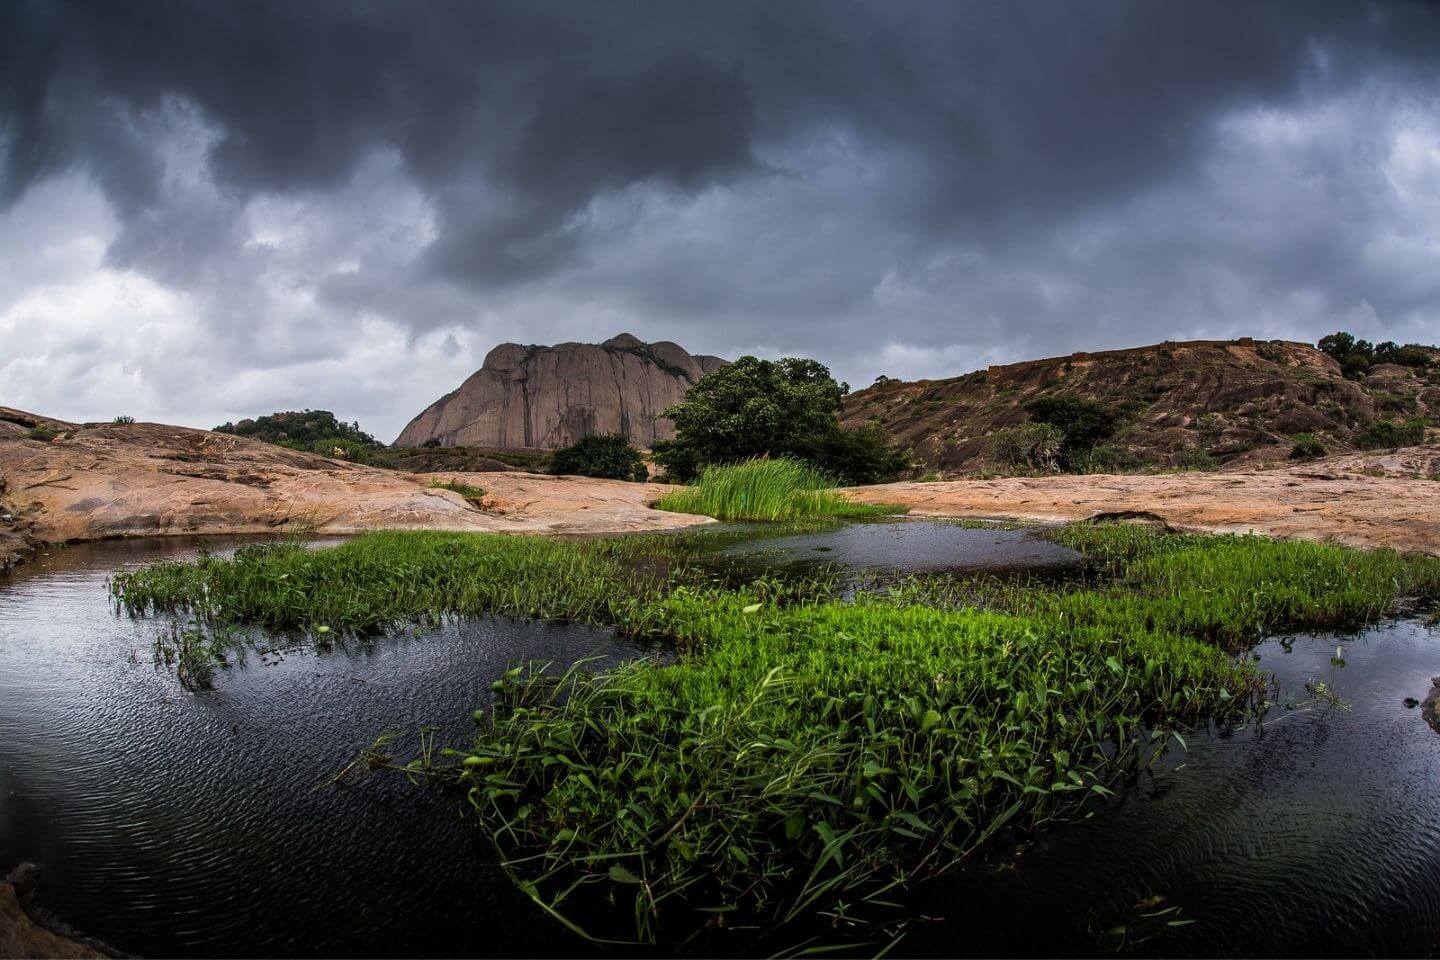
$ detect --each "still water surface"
[2,529,1438,957]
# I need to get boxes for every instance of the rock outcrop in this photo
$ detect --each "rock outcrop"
[0,406,711,571]
[393,333,727,449]
[840,446,1440,556]
[843,338,1440,474]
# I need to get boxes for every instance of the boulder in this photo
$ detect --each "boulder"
[393,334,726,449]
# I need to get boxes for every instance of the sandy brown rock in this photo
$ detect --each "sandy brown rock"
[843,337,1440,474]
[842,447,1440,556]
[393,333,726,449]
[0,406,709,569]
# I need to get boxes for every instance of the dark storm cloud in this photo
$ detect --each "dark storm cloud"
[2,0,1439,436]
[7,1,1436,278]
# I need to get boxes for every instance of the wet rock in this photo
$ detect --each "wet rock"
[1421,679,1440,733]
[0,863,108,959]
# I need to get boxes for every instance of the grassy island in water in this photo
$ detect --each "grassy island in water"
[111,489,1440,949]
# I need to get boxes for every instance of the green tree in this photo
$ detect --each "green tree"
[652,356,906,484]
[549,434,649,482]
[214,410,378,449]
[1023,396,1120,470]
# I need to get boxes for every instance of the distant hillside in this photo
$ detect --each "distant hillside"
[394,333,727,450]
[841,337,1439,475]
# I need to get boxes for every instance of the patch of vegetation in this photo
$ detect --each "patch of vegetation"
[428,479,488,503]
[1080,443,1145,474]
[1319,331,1436,379]
[112,415,136,424]
[656,457,899,522]
[1173,447,1219,471]
[1355,416,1429,450]
[1024,396,1121,470]
[652,356,908,484]
[110,524,1440,947]
[214,410,380,460]
[548,433,648,482]
[987,422,1064,473]
[25,424,59,441]
[1289,434,1326,461]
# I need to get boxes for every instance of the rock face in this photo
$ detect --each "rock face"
[842,338,1440,474]
[393,333,727,449]
[0,405,712,571]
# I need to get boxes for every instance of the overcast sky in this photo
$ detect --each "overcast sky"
[3,1,1439,441]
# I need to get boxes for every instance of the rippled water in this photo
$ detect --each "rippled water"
[2,531,1438,957]
[0,537,643,958]
[718,519,1081,575]
[907,618,1440,957]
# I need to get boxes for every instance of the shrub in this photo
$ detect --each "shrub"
[549,433,648,482]
[1174,447,1219,471]
[25,424,58,442]
[1081,442,1143,473]
[1289,434,1326,461]
[988,423,1065,473]
[214,410,378,448]
[1355,417,1428,450]
[652,356,906,484]
[309,437,375,463]
[1024,396,1120,469]
[112,415,136,424]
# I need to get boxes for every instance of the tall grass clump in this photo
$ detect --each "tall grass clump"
[655,457,899,522]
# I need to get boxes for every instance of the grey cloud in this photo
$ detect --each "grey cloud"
[2,0,1439,437]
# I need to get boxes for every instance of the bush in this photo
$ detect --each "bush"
[112,415,135,424]
[988,423,1064,473]
[1081,442,1143,474]
[549,434,648,482]
[1374,341,1434,368]
[309,437,374,463]
[1289,434,1327,461]
[25,424,58,442]
[1174,447,1219,471]
[1355,417,1429,450]
[653,356,906,484]
[1023,396,1120,469]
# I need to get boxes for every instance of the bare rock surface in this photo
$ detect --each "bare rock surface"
[843,337,1440,474]
[3,405,1435,567]
[393,333,727,449]
[842,446,1440,555]
[0,406,709,569]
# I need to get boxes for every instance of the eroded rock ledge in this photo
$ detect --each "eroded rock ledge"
[0,406,711,571]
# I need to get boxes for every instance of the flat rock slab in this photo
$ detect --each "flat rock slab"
[843,451,1440,556]
[0,407,709,565]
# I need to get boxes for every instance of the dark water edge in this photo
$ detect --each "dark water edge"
[1,531,1438,957]
[0,537,631,958]
[906,618,1440,958]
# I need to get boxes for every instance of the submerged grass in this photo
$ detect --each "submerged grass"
[110,523,1440,948]
[656,457,900,522]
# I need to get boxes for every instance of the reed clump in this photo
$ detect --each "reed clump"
[656,457,900,522]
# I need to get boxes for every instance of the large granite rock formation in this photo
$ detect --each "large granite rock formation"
[393,333,727,449]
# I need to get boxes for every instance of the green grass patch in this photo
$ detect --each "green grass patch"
[110,524,1440,948]
[656,457,901,522]
[427,478,487,502]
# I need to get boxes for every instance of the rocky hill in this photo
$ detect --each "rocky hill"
[841,338,1440,475]
[394,333,727,450]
